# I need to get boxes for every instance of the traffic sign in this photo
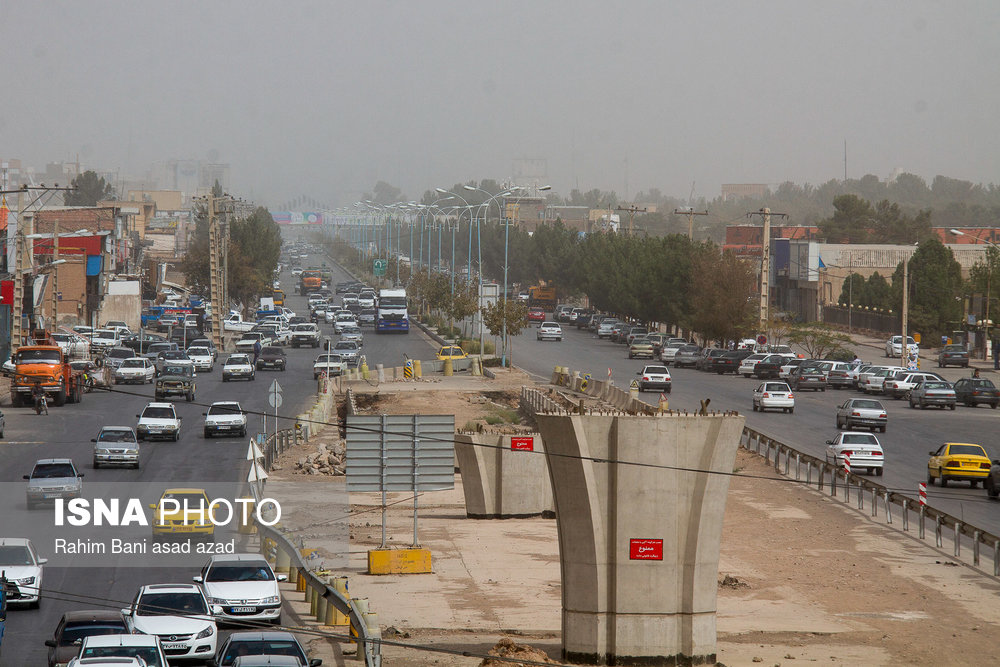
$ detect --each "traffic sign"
[268,392,283,409]
[756,334,767,346]
[269,380,283,394]
[630,379,640,390]
[246,440,264,461]
[373,259,387,276]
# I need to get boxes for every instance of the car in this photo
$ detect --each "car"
[114,357,155,385]
[212,630,321,667]
[927,442,992,487]
[537,321,563,342]
[24,458,83,509]
[752,381,795,413]
[256,346,287,371]
[778,358,804,380]
[187,346,215,371]
[73,634,168,667]
[671,344,702,368]
[357,307,377,327]
[789,361,826,391]
[291,267,303,277]
[624,327,649,346]
[696,348,727,371]
[860,366,905,394]
[155,363,196,402]
[331,340,361,365]
[236,332,273,355]
[752,354,787,380]
[89,329,120,351]
[825,432,884,476]
[659,340,687,364]
[435,345,467,361]
[953,377,1000,408]
[885,335,918,358]
[204,401,248,438]
[313,354,346,379]
[628,336,657,359]
[45,610,130,667]
[527,307,546,322]
[835,398,887,432]
[908,379,957,410]
[154,350,192,377]
[290,323,321,348]
[575,311,596,329]
[635,364,671,392]
[553,304,573,322]
[820,361,853,388]
[149,490,218,542]
[102,347,136,371]
[936,344,969,367]
[136,402,181,441]
[223,354,256,382]
[341,292,359,308]
[193,554,286,626]
[339,325,365,347]
[883,371,944,399]
[142,342,178,362]
[596,319,620,338]
[708,350,744,374]
[333,312,358,334]
[0,537,46,607]
[122,583,219,659]
[92,426,140,469]
[189,337,219,361]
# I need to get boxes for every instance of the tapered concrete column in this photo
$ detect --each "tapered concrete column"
[455,433,554,518]
[536,413,745,666]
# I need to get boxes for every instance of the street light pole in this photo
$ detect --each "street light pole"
[951,229,998,360]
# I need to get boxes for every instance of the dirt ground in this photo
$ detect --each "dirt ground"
[270,376,1000,666]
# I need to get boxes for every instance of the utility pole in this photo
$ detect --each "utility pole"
[615,205,647,236]
[50,219,59,331]
[901,256,909,369]
[674,207,708,240]
[207,196,224,352]
[747,207,788,331]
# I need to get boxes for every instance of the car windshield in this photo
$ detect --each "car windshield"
[852,400,883,410]
[15,349,61,364]
[206,562,274,582]
[188,347,209,356]
[970,379,996,388]
[209,404,242,416]
[262,347,282,354]
[81,647,162,665]
[99,429,136,443]
[162,351,187,360]
[137,592,207,616]
[379,296,407,307]
[120,359,145,368]
[162,365,191,376]
[335,342,357,350]
[842,434,878,445]
[227,356,250,365]
[948,444,986,457]
[32,463,76,478]
[142,407,176,419]
[62,622,128,644]
[222,640,304,662]
[109,349,132,359]
[944,345,965,352]
[95,330,117,339]
[317,355,343,363]
[149,344,172,353]
[292,325,314,331]
[160,492,207,506]
[922,382,950,390]
[0,545,33,565]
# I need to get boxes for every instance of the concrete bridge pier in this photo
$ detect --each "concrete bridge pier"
[535,413,745,666]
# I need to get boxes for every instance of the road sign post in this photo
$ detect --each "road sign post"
[268,380,283,438]
[373,259,387,276]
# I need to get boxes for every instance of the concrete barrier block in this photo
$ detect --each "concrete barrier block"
[367,548,432,574]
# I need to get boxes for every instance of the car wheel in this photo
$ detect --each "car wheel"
[788,407,794,414]
[949,404,955,410]
[876,468,883,476]
[939,470,948,487]
[909,399,916,408]
[927,470,935,486]
[240,428,247,437]
[93,459,100,468]
[988,481,999,498]
[752,402,758,412]
[835,417,841,429]
[223,376,229,382]
[879,425,886,433]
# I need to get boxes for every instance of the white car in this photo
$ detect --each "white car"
[861,366,904,394]
[825,431,884,476]
[193,553,286,625]
[0,537,46,607]
[74,634,169,667]
[290,323,321,348]
[68,657,145,667]
[883,371,943,399]
[187,346,215,372]
[313,353,346,379]
[333,312,358,334]
[136,402,181,441]
[90,329,120,351]
[92,426,140,469]
[738,353,769,377]
[885,335,918,358]
[203,401,248,438]
[537,321,563,341]
[291,267,303,277]
[752,381,795,413]
[779,359,804,379]
[114,357,155,384]
[122,584,219,660]
[222,354,256,382]
[636,365,671,392]
[659,341,686,364]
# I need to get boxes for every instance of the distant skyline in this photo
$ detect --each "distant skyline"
[3,1,998,207]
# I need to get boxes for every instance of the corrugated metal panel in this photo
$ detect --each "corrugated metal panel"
[345,414,455,492]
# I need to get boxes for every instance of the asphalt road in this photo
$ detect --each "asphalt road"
[506,321,1000,539]
[1,252,433,664]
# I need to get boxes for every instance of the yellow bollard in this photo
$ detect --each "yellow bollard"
[316,590,328,624]
[360,361,370,380]
[413,359,422,378]
[443,357,453,376]
[275,546,291,575]
[349,598,369,644]
[331,576,350,625]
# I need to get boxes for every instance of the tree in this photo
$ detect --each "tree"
[839,272,866,307]
[687,248,758,344]
[968,245,1000,322]
[362,181,405,206]
[890,238,963,338]
[819,194,873,243]
[65,170,115,206]
[787,323,853,359]
[480,298,529,364]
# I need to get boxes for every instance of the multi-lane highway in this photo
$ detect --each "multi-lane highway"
[1,255,433,663]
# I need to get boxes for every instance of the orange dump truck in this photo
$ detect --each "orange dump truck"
[10,341,85,407]
[298,269,323,295]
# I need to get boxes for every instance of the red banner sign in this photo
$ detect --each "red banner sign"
[511,436,534,451]
[629,538,663,560]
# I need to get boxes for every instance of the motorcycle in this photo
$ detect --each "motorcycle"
[33,393,48,415]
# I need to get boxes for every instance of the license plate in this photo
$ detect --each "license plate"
[110,456,126,460]
[162,642,186,650]
[44,493,60,499]
[219,425,232,429]
[232,606,256,612]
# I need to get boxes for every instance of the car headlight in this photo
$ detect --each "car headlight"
[97,448,112,455]
[16,575,35,585]
[195,624,214,639]
[262,595,279,604]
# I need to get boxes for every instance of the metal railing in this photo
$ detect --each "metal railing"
[260,428,299,471]
[742,426,1000,577]
[520,386,568,415]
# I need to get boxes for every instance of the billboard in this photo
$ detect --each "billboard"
[271,211,324,225]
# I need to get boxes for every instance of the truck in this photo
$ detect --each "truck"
[299,269,323,295]
[376,288,409,333]
[528,285,557,310]
[10,336,85,407]
[222,313,256,333]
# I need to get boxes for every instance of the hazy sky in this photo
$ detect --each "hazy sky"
[2,1,999,208]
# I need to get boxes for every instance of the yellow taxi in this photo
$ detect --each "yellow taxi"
[436,346,468,361]
[927,443,992,488]
[149,488,218,542]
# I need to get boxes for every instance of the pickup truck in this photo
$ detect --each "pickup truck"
[223,313,256,333]
[236,331,274,354]
[290,323,321,348]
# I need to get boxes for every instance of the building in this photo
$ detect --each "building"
[505,197,546,233]
[721,184,770,201]
[542,205,590,232]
